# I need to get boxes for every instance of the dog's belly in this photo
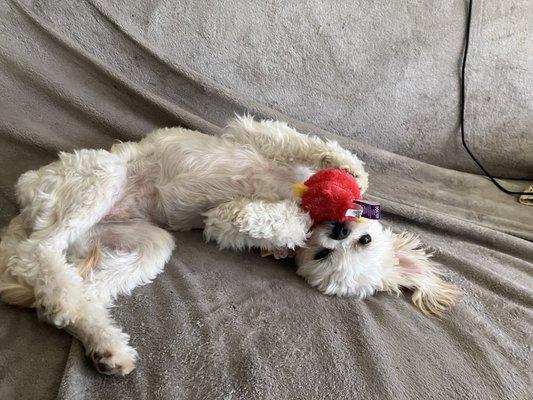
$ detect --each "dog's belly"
[103,187,158,223]
[100,132,316,232]
[154,166,312,232]
[154,174,255,231]
[101,160,161,223]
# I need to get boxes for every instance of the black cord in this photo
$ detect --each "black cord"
[460,0,531,195]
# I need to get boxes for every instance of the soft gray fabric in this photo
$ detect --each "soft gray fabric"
[0,1,532,399]
[102,0,533,177]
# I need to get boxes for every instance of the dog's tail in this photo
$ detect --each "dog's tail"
[0,281,35,307]
[0,216,35,308]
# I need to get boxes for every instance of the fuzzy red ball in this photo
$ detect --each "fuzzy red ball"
[298,168,362,224]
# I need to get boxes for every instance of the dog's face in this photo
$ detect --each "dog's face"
[295,218,460,315]
[295,218,396,298]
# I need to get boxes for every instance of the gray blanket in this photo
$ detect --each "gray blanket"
[0,1,532,399]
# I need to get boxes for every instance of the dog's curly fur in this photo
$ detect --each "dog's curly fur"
[0,116,459,375]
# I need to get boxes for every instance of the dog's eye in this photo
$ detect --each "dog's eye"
[358,234,372,245]
[314,248,332,260]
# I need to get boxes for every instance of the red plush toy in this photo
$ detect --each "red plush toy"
[292,168,362,224]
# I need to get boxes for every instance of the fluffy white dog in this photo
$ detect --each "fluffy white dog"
[0,116,458,375]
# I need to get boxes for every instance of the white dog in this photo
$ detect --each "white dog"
[0,116,458,375]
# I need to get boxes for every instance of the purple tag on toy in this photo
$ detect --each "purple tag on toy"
[354,200,381,219]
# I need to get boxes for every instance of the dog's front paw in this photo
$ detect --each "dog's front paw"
[90,344,138,376]
[271,248,295,260]
[236,200,312,249]
[320,150,368,193]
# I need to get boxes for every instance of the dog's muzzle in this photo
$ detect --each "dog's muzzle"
[330,221,351,240]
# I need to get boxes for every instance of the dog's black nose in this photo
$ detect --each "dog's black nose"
[330,221,351,240]
[358,234,372,245]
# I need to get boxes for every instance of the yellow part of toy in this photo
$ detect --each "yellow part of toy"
[292,182,308,197]
[260,249,273,257]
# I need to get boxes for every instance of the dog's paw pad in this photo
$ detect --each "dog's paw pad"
[90,347,137,376]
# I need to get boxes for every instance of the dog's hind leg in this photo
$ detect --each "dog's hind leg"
[203,199,312,253]
[4,150,145,375]
[58,221,174,375]
[7,149,127,327]
[62,294,138,375]
[75,220,175,304]
[223,116,369,192]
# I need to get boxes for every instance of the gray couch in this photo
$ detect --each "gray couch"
[1,1,531,399]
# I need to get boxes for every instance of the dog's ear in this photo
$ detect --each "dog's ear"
[392,232,460,317]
